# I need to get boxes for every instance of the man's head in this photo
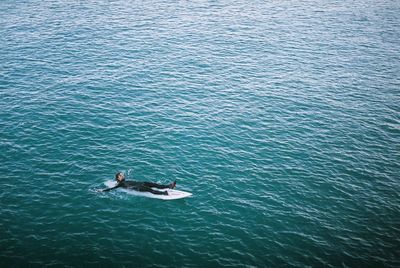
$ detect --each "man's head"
[115,172,125,182]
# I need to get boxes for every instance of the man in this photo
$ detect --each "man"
[101,172,176,195]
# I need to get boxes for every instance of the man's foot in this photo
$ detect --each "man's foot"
[169,181,176,189]
[163,191,169,195]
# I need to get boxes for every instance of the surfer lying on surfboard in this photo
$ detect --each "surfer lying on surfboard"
[100,172,176,195]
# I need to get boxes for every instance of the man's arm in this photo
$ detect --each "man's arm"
[100,183,121,192]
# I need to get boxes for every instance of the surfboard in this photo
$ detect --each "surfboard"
[103,180,192,200]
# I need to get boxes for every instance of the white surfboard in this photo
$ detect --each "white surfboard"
[103,180,192,200]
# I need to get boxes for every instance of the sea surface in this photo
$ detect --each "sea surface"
[1,0,399,267]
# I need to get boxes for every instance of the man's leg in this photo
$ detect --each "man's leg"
[143,182,170,189]
[137,185,168,195]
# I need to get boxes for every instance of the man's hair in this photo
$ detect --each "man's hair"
[115,172,122,181]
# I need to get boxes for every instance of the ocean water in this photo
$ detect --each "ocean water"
[1,0,399,267]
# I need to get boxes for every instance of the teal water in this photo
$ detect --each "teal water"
[1,0,399,267]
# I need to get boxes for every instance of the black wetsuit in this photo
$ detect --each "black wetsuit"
[103,180,170,195]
